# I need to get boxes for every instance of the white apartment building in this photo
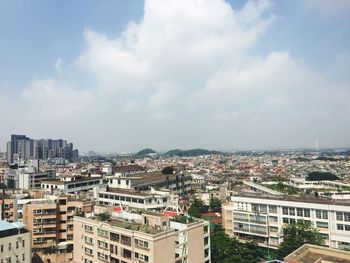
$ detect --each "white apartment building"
[41,177,104,194]
[222,195,350,251]
[106,171,192,196]
[96,188,177,210]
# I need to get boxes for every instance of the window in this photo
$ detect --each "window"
[269,226,279,233]
[304,209,310,218]
[22,240,25,248]
[336,212,343,221]
[345,213,350,222]
[84,259,93,263]
[269,205,277,214]
[345,225,350,231]
[297,208,303,217]
[9,243,11,251]
[98,240,108,249]
[34,209,42,215]
[282,207,288,215]
[316,210,328,219]
[110,232,120,242]
[22,254,25,261]
[135,252,149,262]
[289,207,295,216]
[84,236,93,244]
[320,233,329,240]
[97,228,109,237]
[135,239,149,249]
[84,247,93,255]
[337,224,344,230]
[16,241,18,249]
[283,218,295,224]
[316,222,328,228]
[121,235,131,246]
[84,225,93,233]
[269,216,278,222]
[97,252,109,261]
[110,244,117,254]
[260,205,267,213]
[122,249,132,259]
[0,245,3,252]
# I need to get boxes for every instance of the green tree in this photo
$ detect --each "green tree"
[97,212,111,222]
[209,197,222,212]
[277,221,324,259]
[162,166,175,175]
[188,198,206,218]
[210,224,263,263]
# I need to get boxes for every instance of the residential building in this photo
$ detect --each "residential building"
[107,171,191,196]
[73,212,210,263]
[96,188,177,211]
[41,177,104,194]
[222,194,350,250]
[0,220,31,263]
[6,134,78,163]
[22,195,93,252]
[0,195,17,222]
[112,165,145,177]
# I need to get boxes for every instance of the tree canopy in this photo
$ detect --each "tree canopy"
[162,166,175,175]
[188,198,206,218]
[277,221,324,259]
[211,224,264,263]
[209,197,222,212]
[164,148,223,157]
[306,171,339,181]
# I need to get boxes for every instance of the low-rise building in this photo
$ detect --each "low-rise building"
[41,177,104,194]
[96,188,176,211]
[107,171,191,196]
[0,220,31,263]
[0,195,17,222]
[222,194,350,250]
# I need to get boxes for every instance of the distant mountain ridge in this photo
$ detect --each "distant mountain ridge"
[164,148,223,157]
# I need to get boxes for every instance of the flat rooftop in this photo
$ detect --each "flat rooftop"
[235,192,350,206]
[285,244,350,263]
[41,177,102,185]
[78,216,166,235]
[102,188,152,197]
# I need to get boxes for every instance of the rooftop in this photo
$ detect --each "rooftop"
[234,192,350,206]
[77,216,167,235]
[284,244,350,263]
[105,188,151,197]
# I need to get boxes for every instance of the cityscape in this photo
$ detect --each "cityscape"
[1,1,350,263]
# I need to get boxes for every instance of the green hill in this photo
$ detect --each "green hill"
[136,148,156,156]
[164,148,223,157]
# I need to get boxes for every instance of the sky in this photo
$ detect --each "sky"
[1,0,350,153]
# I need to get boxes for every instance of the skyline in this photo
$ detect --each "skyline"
[1,0,350,152]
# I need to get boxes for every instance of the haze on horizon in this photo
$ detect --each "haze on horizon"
[1,0,350,153]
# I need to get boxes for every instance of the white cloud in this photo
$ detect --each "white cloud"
[2,0,350,151]
[21,79,93,117]
[54,58,65,73]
